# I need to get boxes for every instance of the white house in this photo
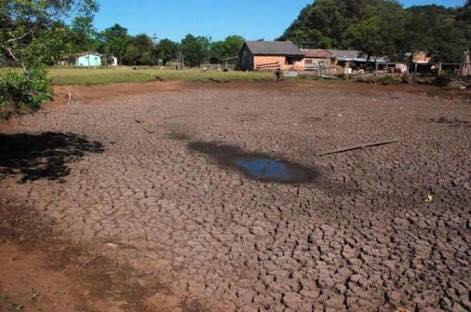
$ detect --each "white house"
[74,52,102,67]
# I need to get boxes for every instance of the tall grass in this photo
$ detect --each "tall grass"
[47,67,273,85]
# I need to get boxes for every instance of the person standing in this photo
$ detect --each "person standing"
[275,68,282,82]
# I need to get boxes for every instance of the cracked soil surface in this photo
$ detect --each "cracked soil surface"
[0,81,470,311]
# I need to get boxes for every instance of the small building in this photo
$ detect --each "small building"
[301,49,332,71]
[110,56,118,67]
[239,41,304,71]
[412,51,432,65]
[411,51,432,73]
[72,52,102,67]
[327,50,392,71]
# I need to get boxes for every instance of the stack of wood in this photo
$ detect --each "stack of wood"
[255,62,280,71]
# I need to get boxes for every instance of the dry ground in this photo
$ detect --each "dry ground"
[0,80,470,311]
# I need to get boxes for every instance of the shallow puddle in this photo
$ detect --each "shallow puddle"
[233,158,312,183]
[188,141,317,184]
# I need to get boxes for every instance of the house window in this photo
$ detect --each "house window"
[305,59,313,64]
[286,57,295,65]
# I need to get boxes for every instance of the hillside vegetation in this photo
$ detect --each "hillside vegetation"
[279,0,471,62]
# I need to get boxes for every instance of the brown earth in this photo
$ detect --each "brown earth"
[0,195,199,312]
[49,80,470,107]
[0,80,470,311]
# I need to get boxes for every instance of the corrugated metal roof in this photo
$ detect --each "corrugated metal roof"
[245,41,304,56]
[327,49,390,63]
[302,49,331,58]
[71,52,103,57]
[327,50,361,59]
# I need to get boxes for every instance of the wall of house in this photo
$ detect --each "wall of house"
[303,57,331,67]
[76,54,102,67]
[293,60,305,71]
[239,46,254,71]
[254,56,289,71]
[239,47,304,71]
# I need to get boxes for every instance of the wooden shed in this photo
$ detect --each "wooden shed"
[301,49,332,71]
[239,41,304,71]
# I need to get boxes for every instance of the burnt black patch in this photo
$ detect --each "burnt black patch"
[0,132,104,183]
[187,141,318,184]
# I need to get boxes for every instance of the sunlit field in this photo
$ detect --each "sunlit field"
[0,67,273,85]
[0,66,273,85]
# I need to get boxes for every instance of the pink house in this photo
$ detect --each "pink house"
[239,41,304,71]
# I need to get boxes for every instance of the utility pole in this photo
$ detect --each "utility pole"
[152,34,158,44]
[151,34,158,66]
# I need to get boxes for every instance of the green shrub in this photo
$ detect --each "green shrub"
[0,67,52,118]
[433,74,451,87]
[380,75,401,85]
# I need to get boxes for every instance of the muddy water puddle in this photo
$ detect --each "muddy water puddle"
[232,158,313,183]
[188,141,317,183]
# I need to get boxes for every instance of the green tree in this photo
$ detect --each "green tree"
[279,0,470,62]
[122,34,155,65]
[347,1,405,62]
[158,39,178,66]
[123,44,140,65]
[1,0,97,68]
[98,24,129,64]
[0,0,98,117]
[210,35,245,63]
[404,5,470,62]
[70,16,97,52]
[209,41,226,63]
[279,0,369,48]
[180,34,210,67]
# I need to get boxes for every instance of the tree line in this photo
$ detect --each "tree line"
[0,0,245,118]
[279,0,471,63]
[2,0,469,118]
[96,27,244,67]
[3,14,245,68]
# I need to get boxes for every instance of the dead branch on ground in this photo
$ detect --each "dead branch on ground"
[318,140,399,156]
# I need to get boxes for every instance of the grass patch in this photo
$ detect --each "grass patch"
[47,67,273,85]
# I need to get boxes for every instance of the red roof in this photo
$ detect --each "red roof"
[302,49,331,58]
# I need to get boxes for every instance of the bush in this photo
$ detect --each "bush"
[433,74,451,87]
[380,75,401,85]
[0,67,52,119]
[400,74,412,84]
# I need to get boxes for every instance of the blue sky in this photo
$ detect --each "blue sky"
[94,0,466,41]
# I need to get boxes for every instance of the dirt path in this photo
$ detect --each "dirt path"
[1,81,470,311]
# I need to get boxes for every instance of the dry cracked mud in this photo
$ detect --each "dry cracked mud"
[0,81,470,311]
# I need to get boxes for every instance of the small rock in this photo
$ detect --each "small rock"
[106,242,119,248]
[282,292,304,308]
[335,284,347,294]
[387,291,402,304]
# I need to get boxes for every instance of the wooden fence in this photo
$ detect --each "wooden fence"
[255,62,280,71]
